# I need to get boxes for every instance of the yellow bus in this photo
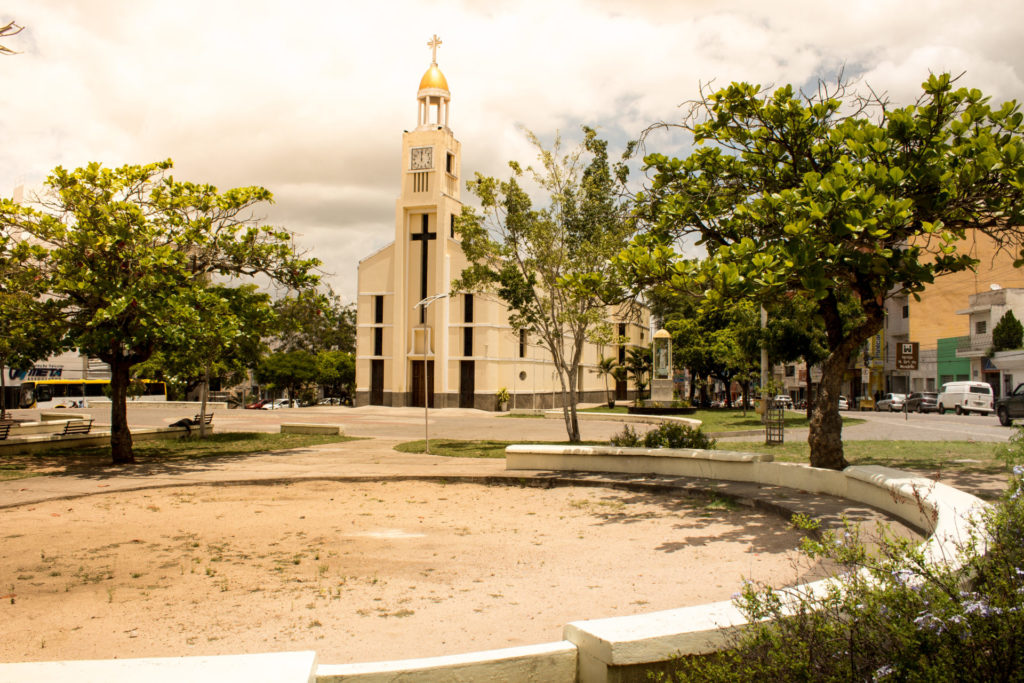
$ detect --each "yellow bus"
[18,379,167,409]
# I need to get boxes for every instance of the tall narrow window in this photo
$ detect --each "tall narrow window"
[450,214,456,238]
[464,327,473,356]
[374,295,384,324]
[519,329,527,358]
[464,294,474,323]
[374,328,383,356]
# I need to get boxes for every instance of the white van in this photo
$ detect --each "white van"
[936,381,994,415]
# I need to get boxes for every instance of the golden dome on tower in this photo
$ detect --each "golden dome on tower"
[419,63,449,92]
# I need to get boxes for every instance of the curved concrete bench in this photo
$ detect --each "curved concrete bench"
[542,409,702,429]
[507,445,988,682]
[0,445,988,683]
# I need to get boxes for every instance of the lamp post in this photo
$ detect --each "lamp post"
[416,293,449,454]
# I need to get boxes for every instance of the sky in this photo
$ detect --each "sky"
[3,0,1024,303]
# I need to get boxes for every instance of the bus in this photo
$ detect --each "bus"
[18,379,167,409]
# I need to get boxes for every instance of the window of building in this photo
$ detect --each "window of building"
[446,152,455,175]
[976,320,988,335]
[464,327,473,357]
[784,365,796,377]
[450,214,456,238]
[374,295,384,324]
[464,294,473,323]
[519,329,526,358]
[373,328,383,356]
[902,304,909,319]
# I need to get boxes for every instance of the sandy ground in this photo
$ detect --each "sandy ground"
[0,480,813,665]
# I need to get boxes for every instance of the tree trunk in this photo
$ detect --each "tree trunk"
[805,362,814,421]
[109,356,135,464]
[199,363,210,438]
[0,357,7,421]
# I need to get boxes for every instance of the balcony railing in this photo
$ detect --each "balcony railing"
[957,333,992,356]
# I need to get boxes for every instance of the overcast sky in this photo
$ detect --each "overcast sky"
[3,0,1023,302]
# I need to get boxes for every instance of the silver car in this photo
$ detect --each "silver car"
[875,393,907,412]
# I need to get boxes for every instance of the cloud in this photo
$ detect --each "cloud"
[2,0,1023,299]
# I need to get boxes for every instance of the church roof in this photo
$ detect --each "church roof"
[418,64,449,92]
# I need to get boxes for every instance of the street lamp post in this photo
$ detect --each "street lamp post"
[416,293,449,454]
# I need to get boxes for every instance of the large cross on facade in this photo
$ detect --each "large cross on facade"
[411,214,436,322]
[427,34,442,65]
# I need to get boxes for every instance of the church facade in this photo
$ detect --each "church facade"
[354,37,648,410]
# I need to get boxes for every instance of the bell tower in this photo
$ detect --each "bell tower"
[386,35,462,407]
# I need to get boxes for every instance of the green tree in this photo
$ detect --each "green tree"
[3,160,318,463]
[273,287,356,353]
[591,356,620,408]
[625,74,1024,469]
[455,127,637,441]
[992,310,1024,352]
[256,350,318,404]
[316,349,355,403]
[0,212,63,418]
[623,346,652,403]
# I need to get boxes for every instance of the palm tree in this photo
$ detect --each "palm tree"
[624,347,653,404]
[591,356,619,408]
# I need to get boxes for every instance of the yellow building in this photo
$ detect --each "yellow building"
[884,231,1024,396]
[354,37,647,409]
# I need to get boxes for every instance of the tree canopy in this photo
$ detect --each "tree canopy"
[455,126,638,441]
[2,160,319,463]
[623,73,1024,469]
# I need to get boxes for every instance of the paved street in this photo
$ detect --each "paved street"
[7,403,1016,444]
[730,407,1016,444]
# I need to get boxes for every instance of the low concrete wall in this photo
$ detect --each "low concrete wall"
[39,412,91,422]
[280,423,343,436]
[0,445,987,683]
[317,641,577,682]
[0,650,318,683]
[543,410,702,429]
[505,445,989,682]
[0,425,212,455]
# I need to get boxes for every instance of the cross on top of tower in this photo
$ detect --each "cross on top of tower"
[427,34,442,65]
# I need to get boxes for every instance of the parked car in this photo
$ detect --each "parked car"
[937,381,994,415]
[838,395,849,411]
[773,395,793,408]
[262,399,297,410]
[875,393,907,412]
[245,399,270,410]
[995,383,1024,426]
[905,391,939,413]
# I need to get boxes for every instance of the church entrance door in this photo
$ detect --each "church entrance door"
[410,360,435,408]
[459,360,475,408]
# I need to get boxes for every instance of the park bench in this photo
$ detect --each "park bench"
[0,422,11,440]
[61,419,94,436]
[171,413,214,434]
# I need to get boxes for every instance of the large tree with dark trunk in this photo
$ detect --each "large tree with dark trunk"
[3,160,318,463]
[623,73,1024,469]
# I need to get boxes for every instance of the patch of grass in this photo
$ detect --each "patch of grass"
[0,432,358,480]
[758,440,1002,471]
[577,407,864,433]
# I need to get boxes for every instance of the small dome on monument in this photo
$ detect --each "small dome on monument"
[419,64,449,92]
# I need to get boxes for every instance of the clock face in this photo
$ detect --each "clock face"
[410,146,433,170]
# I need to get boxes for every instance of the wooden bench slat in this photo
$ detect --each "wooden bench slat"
[61,419,94,436]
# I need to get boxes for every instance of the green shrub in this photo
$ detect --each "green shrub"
[610,425,643,447]
[610,423,715,449]
[658,468,1024,681]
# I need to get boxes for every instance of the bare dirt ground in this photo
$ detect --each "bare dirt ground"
[0,480,813,665]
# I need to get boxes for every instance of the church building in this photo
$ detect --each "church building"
[354,37,648,410]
